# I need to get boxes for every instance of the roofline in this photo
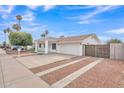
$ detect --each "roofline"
[34,34,101,43]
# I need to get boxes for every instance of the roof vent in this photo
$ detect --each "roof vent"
[60,35,65,38]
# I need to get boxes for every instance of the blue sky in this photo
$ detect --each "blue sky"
[0,5,124,43]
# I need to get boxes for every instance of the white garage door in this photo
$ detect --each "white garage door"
[59,43,82,56]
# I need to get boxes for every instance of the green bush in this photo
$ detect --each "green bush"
[107,38,122,44]
[9,32,33,46]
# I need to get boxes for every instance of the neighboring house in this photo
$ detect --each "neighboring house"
[34,34,101,56]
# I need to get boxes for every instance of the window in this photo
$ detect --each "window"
[39,43,41,48]
[52,43,56,50]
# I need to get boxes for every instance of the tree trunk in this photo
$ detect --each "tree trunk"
[4,33,6,50]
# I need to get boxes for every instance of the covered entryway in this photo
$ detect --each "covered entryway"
[35,40,48,54]
[85,45,110,58]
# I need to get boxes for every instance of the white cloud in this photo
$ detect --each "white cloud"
[1,14,9,19]
[0,23,10,27]
[0,5,15,14]
[65,5,96,10]
[79,6,119,20]
[68,5,120,24]
[26,5,40,10]
[23,11,35,21]
[22,24,47,32]
[0,23,6,26]
[27,23,41,26]
[106,28,124,34]
[26,5,56,12]
[43,5,56,12]
[7,6,15,14]
[0,5,15,20]
[77,19,103,24]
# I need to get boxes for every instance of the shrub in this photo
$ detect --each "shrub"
[107,38,122,44]
[9,32,33,46]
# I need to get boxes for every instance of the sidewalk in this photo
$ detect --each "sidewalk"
[0,48,49,88]
[0,56,4,87]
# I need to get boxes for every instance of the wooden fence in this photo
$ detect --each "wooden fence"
[84,43,124,60]
[85,45,110,58]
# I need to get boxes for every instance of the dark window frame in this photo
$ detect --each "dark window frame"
[39,43,41,48]
[52,43,56,50]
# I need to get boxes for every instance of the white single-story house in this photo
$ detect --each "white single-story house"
[34,34,101,56]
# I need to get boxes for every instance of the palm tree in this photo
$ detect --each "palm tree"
[12,23,20,31]
[41,33,45,38]
[41,30,49,38]
[16,15,22,31]
[3,28,12,49]
[6,27,12,33]
[45,30,48,37]
[3,29,7,40]
[3,29,7,49]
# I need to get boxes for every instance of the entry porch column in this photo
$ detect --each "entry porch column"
[45,40,48,54]
[35,42,38,52]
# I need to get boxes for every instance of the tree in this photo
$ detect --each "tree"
[9,32,33,47]
[107,38,122,44]
[45,30,48,36]
[41,30,49,38]
[2,41,6,48]
[3,28,11,49]
[6,27,12,33]
[3,29,7,48]
[41,33,45,38]
[12,23,21,31]
[16,15,22,31]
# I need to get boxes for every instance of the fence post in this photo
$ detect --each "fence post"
[82,44,85,56]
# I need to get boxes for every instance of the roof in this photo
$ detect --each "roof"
[35,37,57,43]
[35,34,101,44]
[59,34,98,43]
[59,34,93,41]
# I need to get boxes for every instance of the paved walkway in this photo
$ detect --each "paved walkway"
[0,56,4,88]
[0,49,49,88]
[0,49,6,88]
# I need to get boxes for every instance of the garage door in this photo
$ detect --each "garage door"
[59,44,82,56]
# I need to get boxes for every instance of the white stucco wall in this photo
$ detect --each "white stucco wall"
[110,43,124,60]
[58,43,82,56]
[35,36,100,56]
[36,42,45,52]
[56,37,100,56]
[82,36,100,44]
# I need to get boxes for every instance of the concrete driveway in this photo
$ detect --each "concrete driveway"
[16,54,75,68]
